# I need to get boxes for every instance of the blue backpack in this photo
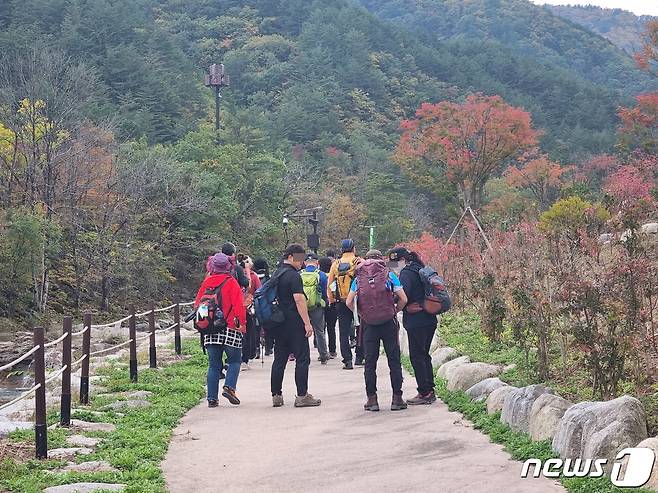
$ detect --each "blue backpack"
[254,269,285,330]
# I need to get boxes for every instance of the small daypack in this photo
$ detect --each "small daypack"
[301,270,323,310]
[194,278,231,334]
[335,257,358,301]
[254,269,285,330]
[356,259,396,326]
[418,266,451,315]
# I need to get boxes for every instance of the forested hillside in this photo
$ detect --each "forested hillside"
[547,4,655,55]
[0,0,655,324]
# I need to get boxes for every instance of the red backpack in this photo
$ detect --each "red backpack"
[194,278,232,334]
[356,259,396,326]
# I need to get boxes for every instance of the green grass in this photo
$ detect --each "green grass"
[0,340,207,493]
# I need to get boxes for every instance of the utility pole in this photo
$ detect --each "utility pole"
[363,225,376,250]
[283,207,323,253]
[204,63,230,131]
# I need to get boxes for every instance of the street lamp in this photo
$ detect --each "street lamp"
[204,63,230,131]
[282,207,323,253]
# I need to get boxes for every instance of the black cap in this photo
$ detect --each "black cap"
[388,247,409,262]
[305,252,319,261]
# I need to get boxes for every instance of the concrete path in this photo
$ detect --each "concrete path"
[162,354,564,493]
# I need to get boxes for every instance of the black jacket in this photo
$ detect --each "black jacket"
[399,262,438,330]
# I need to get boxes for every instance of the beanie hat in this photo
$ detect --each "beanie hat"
[208,253,232,275]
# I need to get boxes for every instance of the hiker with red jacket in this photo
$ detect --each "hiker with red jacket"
[194,253,247,408]
[346,250,408,412]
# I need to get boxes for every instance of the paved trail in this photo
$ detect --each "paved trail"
[162,354,564,493]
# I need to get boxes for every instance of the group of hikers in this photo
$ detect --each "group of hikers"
[192,239,450,411]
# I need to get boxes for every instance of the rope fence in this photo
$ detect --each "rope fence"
[0,299,194,459]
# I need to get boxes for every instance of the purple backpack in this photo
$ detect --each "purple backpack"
[356,259,396,326]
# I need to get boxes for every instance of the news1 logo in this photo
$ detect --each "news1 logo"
[521,448,656,487]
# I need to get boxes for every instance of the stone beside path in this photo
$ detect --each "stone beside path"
[43,483,125,493]
[162,356,565,493]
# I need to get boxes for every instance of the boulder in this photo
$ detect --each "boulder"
[43,483,125,493]
[431,347,459,369]
[528,394,573,441]
[0,420,32,438]
[501,384,554,433]
[64,461,119,473]
[627,437,658,491]
[66,435,101,448]
[447,362,502,392]
[466,377,508,402]
[126,390,152,400]
[101,399,151,411]
[641,222,658,234]
[437,356,470,380]
[429,332,441,352]
[48,447,94,459]
[552,395,648,466]
[486,386,518,414]
[70,419,116,433]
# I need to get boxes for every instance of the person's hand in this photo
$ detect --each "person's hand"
[304,323,313,338]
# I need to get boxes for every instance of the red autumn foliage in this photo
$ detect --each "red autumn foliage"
[394,93,539,210]
[618,92,658,154]
[505,155,570,209]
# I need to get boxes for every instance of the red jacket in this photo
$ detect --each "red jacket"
[194,274,247,333]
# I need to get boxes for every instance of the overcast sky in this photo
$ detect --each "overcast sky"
[531,1,658,16]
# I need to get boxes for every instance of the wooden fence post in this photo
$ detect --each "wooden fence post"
[33,326,47,459]
[80,313,91,405]
[129,306,137,383]
[60,316,72,427]
[174,297,181,356]
[149,303,156,368]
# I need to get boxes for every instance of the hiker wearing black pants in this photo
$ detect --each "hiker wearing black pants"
[346,250,408,412]
[389,247,438,405]
[327,239,361,369]
[269,244,321,408]
[319,255,337,358]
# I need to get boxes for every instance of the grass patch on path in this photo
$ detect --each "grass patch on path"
[0,340,207,493]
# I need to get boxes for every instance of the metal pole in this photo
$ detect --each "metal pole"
[215,86,221,131]
[149,303,157,368]
[174,298,181,356]
[369,226,375,250]
[79,313,91,405]
[60,317,72,427]
[129,306,137,383]
[33,326,47,459]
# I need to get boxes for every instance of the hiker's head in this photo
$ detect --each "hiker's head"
[318,256,333,273]
[221,242,236,257]
[341,239,355,254]
[208,253,233,275]
[365,249,383,260]
[325,249,337,260]
[388,247,424,268]
[253,257,269,277]
[283,243,306,270]
[305,252,319,267]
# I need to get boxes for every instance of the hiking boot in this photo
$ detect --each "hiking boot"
[349,336,357,348]
[343,362,354,370]
[406,393,432,406]
[364,394,379,412]
[272,394,284,407]
[295,393,322,407]
[288,353,296,362]
[241,362,250,371]
[427,391,437,403]
[208,399,219,408]
[329,352,337,359]
[320,358,328,365]
[222,386,240,405]
[391,393,408,411]
[354,358,364,366]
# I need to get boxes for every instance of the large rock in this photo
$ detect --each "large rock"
[552,395,648,465]
[101,399,151,411]
[431,347,459,369]
[436,356,470,380]
[66,435,101,448]
[529,394,573,441]
[629,437,658,491]
[48,447,94,460]
[0,420,32,438]
[501,384,554,433]
[64,461,119,473]
[486,386,518,414]
[429,332,441,353]
[70,419,116,433]
[447,363,502,392]
[43,483,126,493]
[466,377,508,402]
